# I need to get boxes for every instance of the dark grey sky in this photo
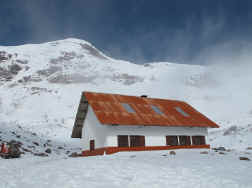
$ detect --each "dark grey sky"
[1,0,252,64]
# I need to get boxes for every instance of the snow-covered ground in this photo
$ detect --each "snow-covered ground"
[0,38,252,187]
[1,150,251,188]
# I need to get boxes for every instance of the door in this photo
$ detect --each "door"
[90,140,95,151]
[130,135,145,147]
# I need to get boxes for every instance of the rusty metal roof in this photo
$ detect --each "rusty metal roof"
[84,92,219,128]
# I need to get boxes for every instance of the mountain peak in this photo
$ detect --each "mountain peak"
[47,38,92,47]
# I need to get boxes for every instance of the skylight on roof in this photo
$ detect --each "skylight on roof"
[151,105,163,115]
[121,103,135,113]
[175,107,189,117]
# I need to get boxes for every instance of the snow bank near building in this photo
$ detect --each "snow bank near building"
[0,150,251,188]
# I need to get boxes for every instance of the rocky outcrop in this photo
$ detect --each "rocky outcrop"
[223,126,238,136]
[111,73,144,85]
[0,63,22,82]
[239,157,250,161]
[80,43,108,60]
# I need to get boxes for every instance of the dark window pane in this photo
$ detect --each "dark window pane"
[118,135,129,147]
[166,136,178,146]
[130,135,145,147]
[90,140,95,151]
[192,136,206,145]
[179,136,191,146]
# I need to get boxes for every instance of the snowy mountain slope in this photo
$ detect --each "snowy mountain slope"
[0,121,81,157]
[0,38,251,147]
[0,38,252,188]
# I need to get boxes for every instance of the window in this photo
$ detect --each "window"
[118,135,145,147]
[179,136,191,146]
[175,107,189,117]
[166,136,179,146]
[118,135,129,147]
[192,136,206,145]
[121,103,135,113]
[90,140,95,151]
[151,105,163,115]
[130,135,145,147]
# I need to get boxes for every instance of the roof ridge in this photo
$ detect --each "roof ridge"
[83,91,184,102]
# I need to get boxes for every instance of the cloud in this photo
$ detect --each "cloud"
[15,1,116,43]
[1,1,252,65]
[193,39,252,67]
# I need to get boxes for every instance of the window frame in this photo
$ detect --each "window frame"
[178,136,191,146]
[121,103,136,113]
[175,107,190,117]
[117,135,129,147]
[151,105,164,115]
[192,136,206,145]
[166,136,179,146]
[130,135,145,147]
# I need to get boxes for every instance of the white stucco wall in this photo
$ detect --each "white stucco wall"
[81,105,108,150]
[82,105,209,150]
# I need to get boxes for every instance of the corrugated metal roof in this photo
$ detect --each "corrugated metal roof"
[84,92,219,128]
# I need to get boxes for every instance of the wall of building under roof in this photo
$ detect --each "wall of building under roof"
[105,125,208,147]
[81,105,108,151]
[81,106,208,150]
